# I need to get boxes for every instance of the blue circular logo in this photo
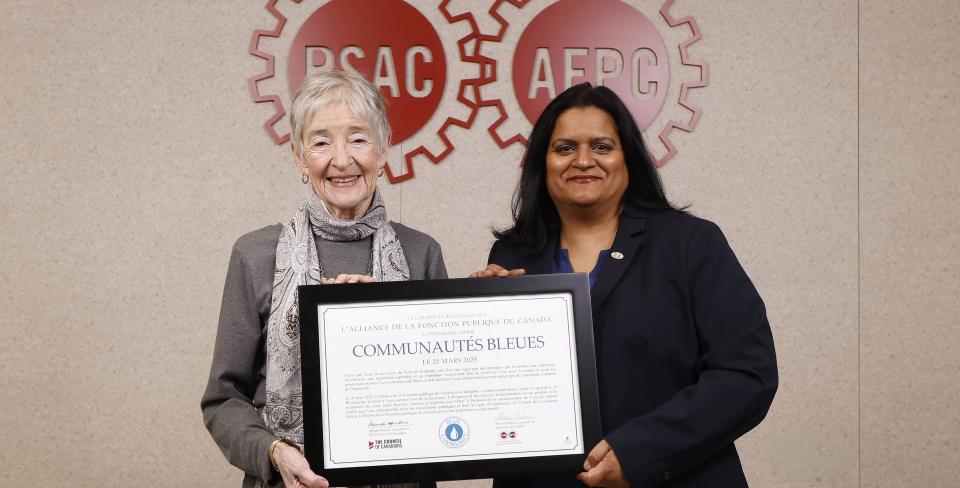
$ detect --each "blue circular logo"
[445,424,463,441]
[439,417,469,448]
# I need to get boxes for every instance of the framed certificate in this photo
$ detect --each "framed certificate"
[298,274,600,485]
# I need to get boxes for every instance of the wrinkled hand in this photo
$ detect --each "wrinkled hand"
[321,274,376,284]
[273,443,329,488]
[468,264,526,278]
[578,439,629,487]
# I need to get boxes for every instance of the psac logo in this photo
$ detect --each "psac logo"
[249,0,707,183]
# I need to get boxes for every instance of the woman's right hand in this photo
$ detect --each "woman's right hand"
[469,264,526,278]
[321,274,376,285]
[273,442,329,488]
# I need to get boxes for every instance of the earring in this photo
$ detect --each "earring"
[302,173,309,184]
[378,168,384,177]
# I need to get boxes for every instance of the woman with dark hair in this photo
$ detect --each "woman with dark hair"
[474,83,778,487]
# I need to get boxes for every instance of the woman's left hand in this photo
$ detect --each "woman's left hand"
[577,439,629,487]
[322,274,376,284]
[468,264,526,278]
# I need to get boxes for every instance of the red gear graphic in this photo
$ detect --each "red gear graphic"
[655,0,709,166]
[249,0,301,146]
[248,0,490,183]
[473,0,709,167]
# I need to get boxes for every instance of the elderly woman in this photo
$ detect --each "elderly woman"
[476,83,778,487]
[202,70,446,488]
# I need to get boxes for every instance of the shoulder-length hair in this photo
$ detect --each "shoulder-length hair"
[495,83,679,254]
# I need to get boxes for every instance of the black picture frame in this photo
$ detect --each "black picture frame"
[298,274,600,486]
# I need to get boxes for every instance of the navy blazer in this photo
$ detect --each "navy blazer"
[489,209,777,487]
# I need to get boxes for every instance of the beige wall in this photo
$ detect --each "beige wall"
[0,0,956,486]
[860,1,960,486]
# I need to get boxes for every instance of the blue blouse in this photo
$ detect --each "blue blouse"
[552,248,610,288]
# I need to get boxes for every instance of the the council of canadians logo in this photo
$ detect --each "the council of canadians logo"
[248,0,707,183]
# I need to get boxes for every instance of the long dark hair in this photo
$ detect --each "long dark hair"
[494,83,679,254]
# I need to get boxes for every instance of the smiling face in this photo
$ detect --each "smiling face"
[294,101,386,220]
[545,106,629,214]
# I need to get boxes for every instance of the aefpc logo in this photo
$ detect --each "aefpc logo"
[249,0,707,183]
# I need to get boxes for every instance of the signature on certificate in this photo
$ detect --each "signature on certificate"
[368,419,410,427]
[495,411,537,421]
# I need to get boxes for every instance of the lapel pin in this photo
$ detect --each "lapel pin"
[611,251,624,260]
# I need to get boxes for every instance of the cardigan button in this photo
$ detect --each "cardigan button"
[611,251,624,260]
[663,471,672,480]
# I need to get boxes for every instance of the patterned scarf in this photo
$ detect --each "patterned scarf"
[260,187,413,487]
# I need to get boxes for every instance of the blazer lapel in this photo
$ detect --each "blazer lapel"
[591,211,647,316]
[524,235,558,275]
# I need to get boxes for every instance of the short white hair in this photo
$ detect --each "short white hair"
[288,69,391,157]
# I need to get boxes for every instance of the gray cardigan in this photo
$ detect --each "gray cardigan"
[201,222,447,487]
